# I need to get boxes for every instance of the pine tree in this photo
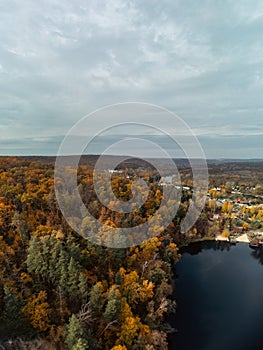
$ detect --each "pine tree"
[66,234,81,261]
[3,286,33,337]
[39,237,50,279]
[66,314,85,349]
[67,257,80,297]
[89,283,104,317]
[59,264,68,293]
[78,272,88,303]
[103,290,121,323]
[57,247,69,290]
[48,236,61,282]
[72,338,90,350]
[26,236,43,279]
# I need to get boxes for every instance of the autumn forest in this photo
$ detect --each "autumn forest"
[0,156,263,349]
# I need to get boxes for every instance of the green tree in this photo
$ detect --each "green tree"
[78,272,88,303]
[73,338,90,350]
[66,314,85,349]
[67,257,80,297]
[3,286,33,337]
[57,248,69,290]
[66,314,101,350]
[103,289,121,323]
[26,236,43,279]
[89,283,104,317]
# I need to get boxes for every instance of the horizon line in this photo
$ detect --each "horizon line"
[1,154,263,161]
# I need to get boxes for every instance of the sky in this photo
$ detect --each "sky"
[0,0,263,158]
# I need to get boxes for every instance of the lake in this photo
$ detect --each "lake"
[169,241,263,350]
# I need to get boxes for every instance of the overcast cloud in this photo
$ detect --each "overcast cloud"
[0,0,263,158]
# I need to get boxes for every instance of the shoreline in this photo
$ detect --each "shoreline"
[216,233,250,243]
[180,232,252,248]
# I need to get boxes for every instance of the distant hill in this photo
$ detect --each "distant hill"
[1,155,263,175]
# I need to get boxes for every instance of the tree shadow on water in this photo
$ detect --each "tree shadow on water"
[250,247,263,265]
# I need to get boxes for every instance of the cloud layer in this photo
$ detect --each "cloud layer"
[0,0,263,158]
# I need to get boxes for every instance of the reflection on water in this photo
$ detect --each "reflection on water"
[170,241,263,350]
[251,247,263,265]
[180,240,232,256]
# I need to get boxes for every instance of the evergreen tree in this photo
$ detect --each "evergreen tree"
[103,290,121,323]
[59,264,68,293]
[39,237,50,279]
[66,314,85,349]
[49,239,62,283]
[66,234,81,261]
[3,287,33,337]
[67,257,80,297]
[89,283,104,318]
[26,236,43,279]
[57,247,69,290]
[72,335,101,350]
[73,338,90,350]
[78,272,88,303]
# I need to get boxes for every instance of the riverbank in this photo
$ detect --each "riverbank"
[215,233,250,243]
[215,234,229,241]
[178,236,215,248]
[179,232,252,249]
[236,233,250,243]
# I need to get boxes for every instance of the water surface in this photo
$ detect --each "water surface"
[170,241,263,350]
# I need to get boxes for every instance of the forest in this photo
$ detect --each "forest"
[0,157,181,350]
[0,156,262,349]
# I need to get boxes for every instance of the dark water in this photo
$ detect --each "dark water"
[169,241,263,350]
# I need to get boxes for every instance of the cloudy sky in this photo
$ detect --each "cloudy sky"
[1,0,263,158]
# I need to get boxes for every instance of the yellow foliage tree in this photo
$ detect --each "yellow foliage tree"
[118,269,154,305]
[111,346,127,350]
[222,201,233,213]
[117,316,141,347]
[243,222,249,231]
[138,280,154,302]
[23,291,51,332]
[222,229,230,238]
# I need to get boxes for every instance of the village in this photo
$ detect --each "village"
[159,174,263,247]
[107,170,263,247]
[207,184,263,247]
